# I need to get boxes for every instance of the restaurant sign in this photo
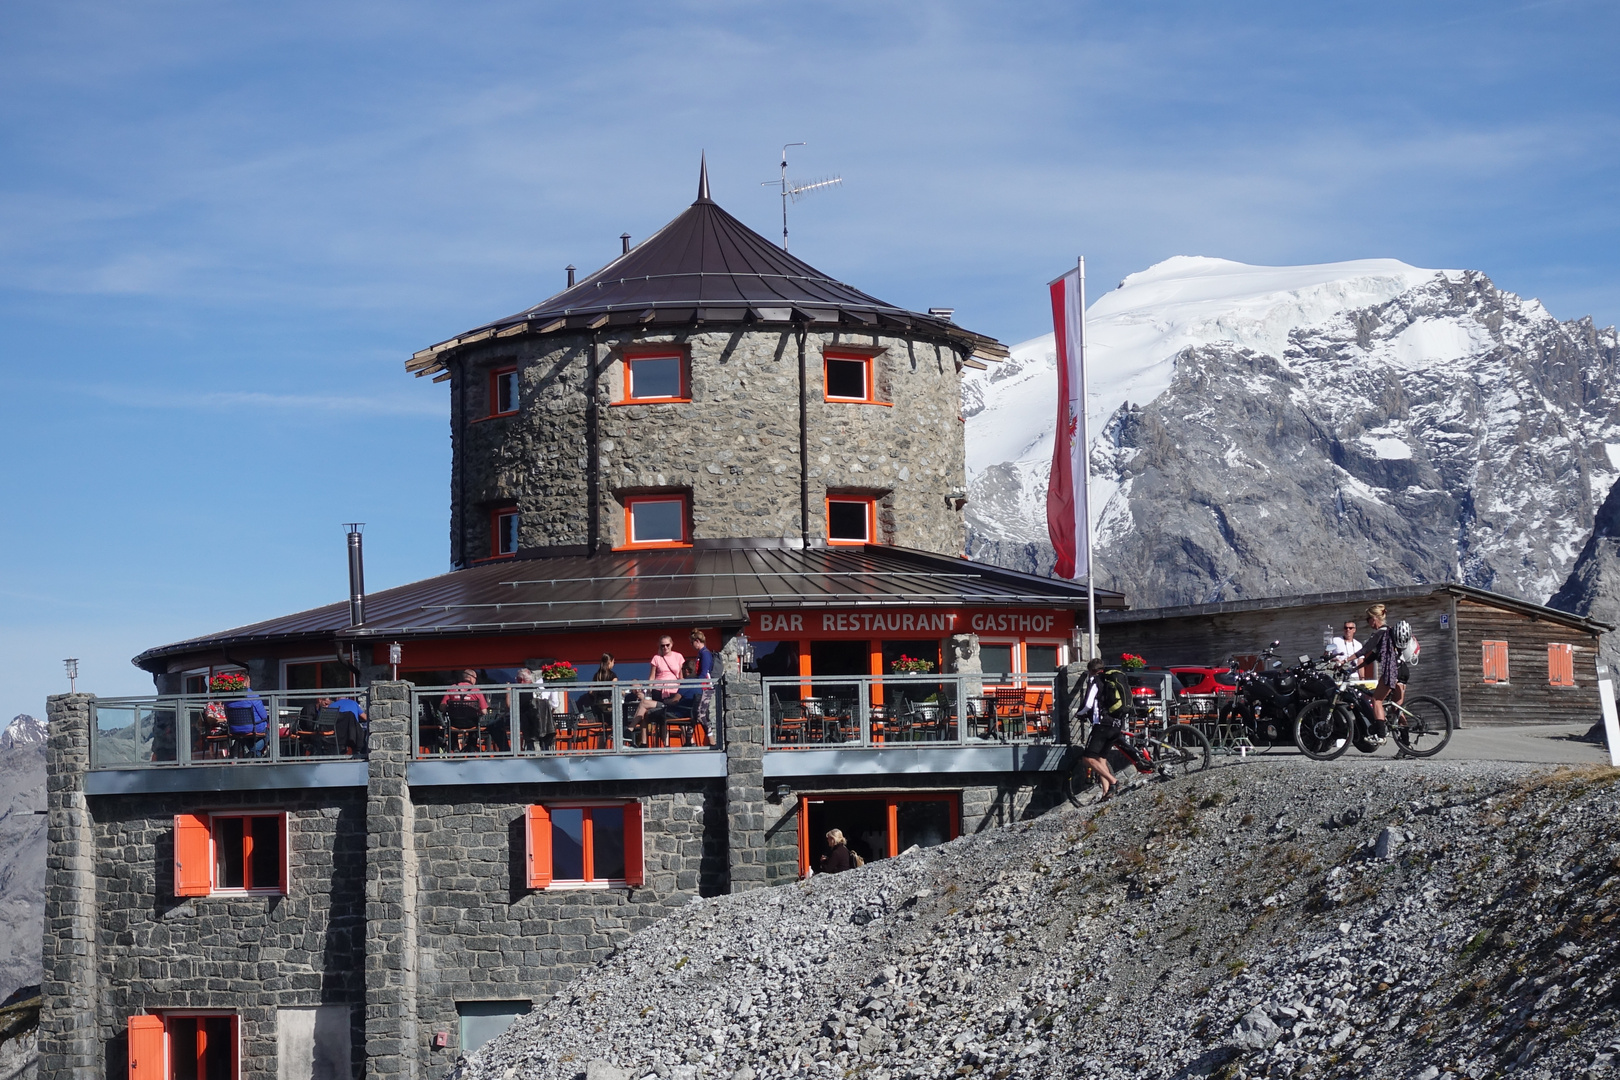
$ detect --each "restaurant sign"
[749,608,1075,640]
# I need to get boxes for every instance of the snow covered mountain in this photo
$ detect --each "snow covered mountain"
[964,256,1620,608]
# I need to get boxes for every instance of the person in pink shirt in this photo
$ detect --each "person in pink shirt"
[633,635,686,723]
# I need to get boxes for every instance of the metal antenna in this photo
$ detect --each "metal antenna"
[761,143,841,251]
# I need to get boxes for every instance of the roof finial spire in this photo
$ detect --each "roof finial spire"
[697,152,711,203]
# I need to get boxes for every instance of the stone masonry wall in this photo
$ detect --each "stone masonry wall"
[367,683,419,1080]
[450,327,968,562]
[42,694,97,1080]
[85,786,368,1079]
[410,778,725,1074]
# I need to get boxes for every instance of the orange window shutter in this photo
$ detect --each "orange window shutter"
[525,805,552,889]
[173,813,212,897]
[127,1014,165,1080]
[622,801,645,887]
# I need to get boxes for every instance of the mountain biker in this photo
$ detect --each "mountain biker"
[1078,657,1167,799]
[1340,603,1402,739]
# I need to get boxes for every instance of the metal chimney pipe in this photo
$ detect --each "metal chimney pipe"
[344,524,366,627]
[566,265,576,288]
[620,233,631,254]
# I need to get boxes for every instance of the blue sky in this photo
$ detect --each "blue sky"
[2,0,1616,719]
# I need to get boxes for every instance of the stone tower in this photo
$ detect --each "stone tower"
[408,161,1008,568]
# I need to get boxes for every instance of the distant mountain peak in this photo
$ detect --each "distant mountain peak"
[964,257,1620,609]
[1,716,46,750]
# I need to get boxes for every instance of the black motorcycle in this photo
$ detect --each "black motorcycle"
[1220,641,1338,750]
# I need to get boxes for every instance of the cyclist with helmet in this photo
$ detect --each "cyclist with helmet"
[1078,657,1165,799]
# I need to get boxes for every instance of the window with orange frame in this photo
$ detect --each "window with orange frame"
[489,367,519,417]
[823,350,885,404]
[172,811,287,897]
[619,349,689,403]
[491,506,519,558]
[826,496,876,545]
[525,802,644,889]
[621,495,690,549]
[128,1012,238,1080]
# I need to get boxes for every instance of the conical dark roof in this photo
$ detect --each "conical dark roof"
[409,161,1006,378]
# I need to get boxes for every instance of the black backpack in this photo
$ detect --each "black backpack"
[1096,669,1132,720]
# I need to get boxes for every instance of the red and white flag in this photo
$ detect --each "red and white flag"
[1046,265,1088,580]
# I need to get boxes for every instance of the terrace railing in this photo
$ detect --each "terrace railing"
[90,690,369,770]
[411,678,722,760]
[762,673,1057,750]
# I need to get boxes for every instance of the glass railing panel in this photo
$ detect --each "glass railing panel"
[763,673,1058,750]
[411,679,722,760]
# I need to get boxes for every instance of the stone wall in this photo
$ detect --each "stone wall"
[42,695,97,1080]
[86,786,368,1079]
[448,326,969,564]
[410,779,725,1071]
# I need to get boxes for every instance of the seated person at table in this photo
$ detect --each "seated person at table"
[632,635,686,722]
[515,668,554,750]
[224,677,270,756]
[330,693,368,755]
[440,670,489,749]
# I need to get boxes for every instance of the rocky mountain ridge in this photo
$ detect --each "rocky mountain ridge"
[964,258,1620,610]
[0,716,46,1001]
[451,759,1620,1080]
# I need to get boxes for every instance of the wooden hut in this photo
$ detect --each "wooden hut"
[1098,583,1611,727]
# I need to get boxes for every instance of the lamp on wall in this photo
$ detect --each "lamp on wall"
[64,658,79,693]
[771,783,793,803]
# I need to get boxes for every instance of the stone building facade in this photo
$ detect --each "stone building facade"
[46,165,1111,1080]
[448,327,971,565]
[42,674,1083,1080]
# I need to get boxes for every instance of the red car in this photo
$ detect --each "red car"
[1169,667,1237,695]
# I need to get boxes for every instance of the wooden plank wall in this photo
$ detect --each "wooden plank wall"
[1099,593,1462,726]
[1454,600,1602,726]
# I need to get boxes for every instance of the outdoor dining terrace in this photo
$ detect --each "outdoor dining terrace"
[763,673,1058,749]
[89,690,369,770]
[411,678,720,760]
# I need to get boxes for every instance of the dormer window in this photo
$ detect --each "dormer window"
[490,368,519,416]
[621,350,688,403]
[826,496,876,545]
[621,494,690,548]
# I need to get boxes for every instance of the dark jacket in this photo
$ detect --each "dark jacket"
[821,843,851,874]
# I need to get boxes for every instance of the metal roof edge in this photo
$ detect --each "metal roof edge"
[1097,581,1612,635]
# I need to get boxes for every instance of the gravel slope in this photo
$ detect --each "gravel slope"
[454,759,1620,1080]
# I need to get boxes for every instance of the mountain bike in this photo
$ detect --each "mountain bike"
[1293,674,1453,760]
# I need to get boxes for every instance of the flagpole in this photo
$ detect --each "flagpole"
[1077,255,1095,659]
